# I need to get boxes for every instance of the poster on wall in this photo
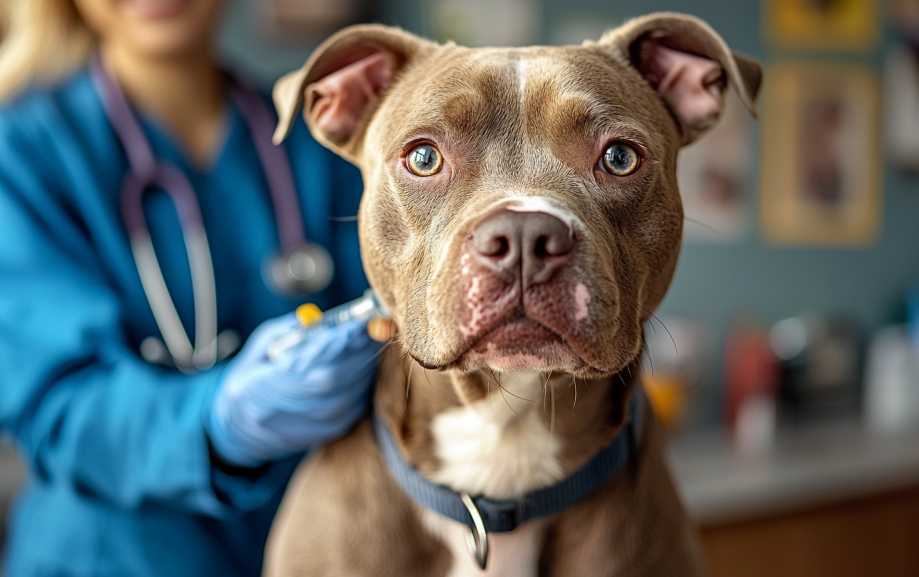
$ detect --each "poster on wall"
[764,0,879,52]
[760,62,881,246]
[549,14,621,46]
[886,0,919,173]
[890,0,919,34]
[426,0,540,47]
[677,92,754,243]
[257,0,364,40]
[885,46,919,173]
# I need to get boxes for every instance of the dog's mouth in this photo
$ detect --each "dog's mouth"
[425,314,586,372]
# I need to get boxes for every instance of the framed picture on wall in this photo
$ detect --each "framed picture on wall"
[764,0,879,52]
[886,0,919,173]
[760,62,881,246]
[425,0,540,47]
[257,0,365,41]
[885,45,919,173]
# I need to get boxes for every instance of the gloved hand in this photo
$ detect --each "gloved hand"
[206,313,386,467]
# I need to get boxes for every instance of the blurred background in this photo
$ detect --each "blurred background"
[2,0,919,575]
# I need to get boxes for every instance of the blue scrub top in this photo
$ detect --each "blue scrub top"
[0,68,368,576]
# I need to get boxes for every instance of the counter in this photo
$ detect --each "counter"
[667,420,919,525]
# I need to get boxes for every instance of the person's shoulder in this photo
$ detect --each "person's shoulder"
[0,68,98,151]
[0,69,104,204]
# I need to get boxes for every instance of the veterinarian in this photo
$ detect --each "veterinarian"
[0,1,383,575]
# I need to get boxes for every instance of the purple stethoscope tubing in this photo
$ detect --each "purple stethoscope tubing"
[90,54,332,372]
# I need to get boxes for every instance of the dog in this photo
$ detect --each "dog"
[265,12,760,576]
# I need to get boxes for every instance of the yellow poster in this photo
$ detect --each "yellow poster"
[760,62,881,246]
[765,0,879,52]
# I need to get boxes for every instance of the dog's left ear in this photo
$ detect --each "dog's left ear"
[272,24,431,161]
[598,12,762,145]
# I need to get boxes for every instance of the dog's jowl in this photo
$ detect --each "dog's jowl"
[266,12,760,577]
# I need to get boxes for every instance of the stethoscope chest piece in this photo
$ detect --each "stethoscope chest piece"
[266,242,334,296]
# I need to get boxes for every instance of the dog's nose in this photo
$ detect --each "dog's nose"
[472,211,574,286]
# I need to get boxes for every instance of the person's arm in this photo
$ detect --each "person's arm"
[0,115,294,518]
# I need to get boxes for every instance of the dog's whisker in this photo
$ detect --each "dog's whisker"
[684,215,725,237]
[399,352,413,415]
[497,382,522,417]
[549,383,557,437]
[423,367,432,387]
[638,303,678,357]
[498,383,536,402]
[403,362,413,416]
[355,340,393,369]
[483,369,499,416]
[645,349,654,378]
[639,332,656,378]
[372,341,390,354]
[326,214,359,222]
[487,373,497,417]
[571,376,578,412]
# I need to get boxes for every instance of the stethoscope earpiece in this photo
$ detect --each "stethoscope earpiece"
[140,336,171,366]
[266,243,335,296]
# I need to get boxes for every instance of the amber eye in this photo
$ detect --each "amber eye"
[406,144,443,176]
[601,143,640,176]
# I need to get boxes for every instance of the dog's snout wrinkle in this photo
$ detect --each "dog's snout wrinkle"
[471,211,574,287]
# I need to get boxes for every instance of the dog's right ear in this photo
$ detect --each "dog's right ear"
[598,13,762,145]
[272,25,430,160]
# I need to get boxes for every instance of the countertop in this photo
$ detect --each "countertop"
[666,421,919,525]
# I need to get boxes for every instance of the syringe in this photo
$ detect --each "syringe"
[266,290,392,360]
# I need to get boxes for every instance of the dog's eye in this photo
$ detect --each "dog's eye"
[601,143,639,176]
[406,144,443,177]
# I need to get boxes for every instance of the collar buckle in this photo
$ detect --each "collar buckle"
[460,493,489,570]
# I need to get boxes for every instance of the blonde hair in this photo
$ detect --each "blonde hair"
[0,0,95,102]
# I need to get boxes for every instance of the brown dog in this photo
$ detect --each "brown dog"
[265,12,760,576]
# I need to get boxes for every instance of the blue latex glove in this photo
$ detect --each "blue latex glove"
[206,313,385,467]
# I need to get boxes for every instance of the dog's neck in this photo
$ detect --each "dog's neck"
[374,345,638,500]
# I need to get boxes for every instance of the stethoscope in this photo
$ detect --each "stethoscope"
[90,54,334,373]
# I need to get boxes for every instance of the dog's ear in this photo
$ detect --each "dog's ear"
[598,12,762,145]
[272,25,430,160]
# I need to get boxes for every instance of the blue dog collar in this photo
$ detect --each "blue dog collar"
[373,388,643,568]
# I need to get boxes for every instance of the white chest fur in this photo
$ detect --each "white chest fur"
[423,371,563,575]
[428,371,564,498]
